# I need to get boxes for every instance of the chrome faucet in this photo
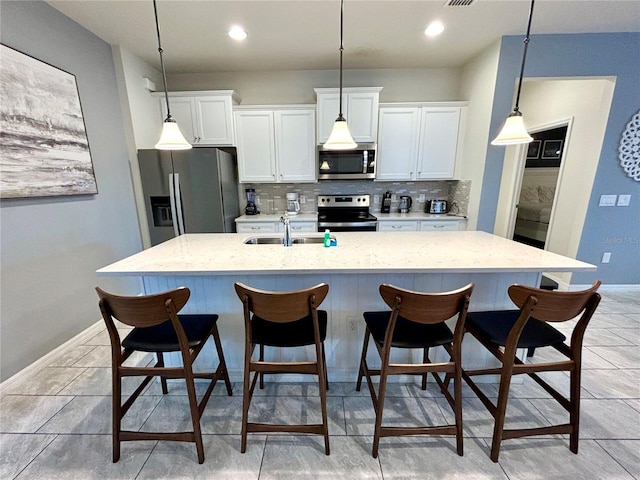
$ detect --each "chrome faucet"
[280,214,292,247]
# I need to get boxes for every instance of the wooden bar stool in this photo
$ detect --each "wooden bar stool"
[461,281,601,462]
[96,286,232,464]
[234,282,330,455]
[356,283,474,458]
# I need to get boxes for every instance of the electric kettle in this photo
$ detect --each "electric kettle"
[398,195,412,213]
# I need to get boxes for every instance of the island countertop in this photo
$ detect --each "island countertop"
[96,231,595,277]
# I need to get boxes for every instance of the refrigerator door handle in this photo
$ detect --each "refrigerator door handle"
[173,173,186,235]
[168,173,180,237]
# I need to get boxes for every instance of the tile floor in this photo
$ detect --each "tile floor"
[1,289,638,479]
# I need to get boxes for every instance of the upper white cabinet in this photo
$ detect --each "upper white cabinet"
[157,91,240,146]
[235,106,316,183]
[315,87,382,144]
[376,103,466,181]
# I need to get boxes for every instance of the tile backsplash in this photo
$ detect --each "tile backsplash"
[241,180,471,217]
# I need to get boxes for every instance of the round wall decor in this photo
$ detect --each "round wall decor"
[618,110,640,181]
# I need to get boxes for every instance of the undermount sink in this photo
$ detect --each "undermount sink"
[243,236,332,245]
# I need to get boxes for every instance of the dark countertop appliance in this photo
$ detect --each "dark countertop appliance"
[426,199,448,214]
[317,194,377,232]
[381,190,392,213]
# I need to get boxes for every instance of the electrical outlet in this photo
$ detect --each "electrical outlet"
[617,194,631,206]
[347,315,359,333]
[373,194,381,204]
[599,195,617,206]
[418,194,426,202]
[602,252,611,263]
[300,195,306,204]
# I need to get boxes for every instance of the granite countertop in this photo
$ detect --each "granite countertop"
[97,231,595,277]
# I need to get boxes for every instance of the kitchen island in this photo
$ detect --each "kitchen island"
[97,231,595,381]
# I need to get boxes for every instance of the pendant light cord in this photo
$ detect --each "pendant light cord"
[513,0,535,114]
[338,0,345,120]
[153,0,172,122]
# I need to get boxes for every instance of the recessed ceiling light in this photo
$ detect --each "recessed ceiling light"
[424,21,445,37]
[228,26,247,41]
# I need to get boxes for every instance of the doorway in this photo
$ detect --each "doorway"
[512,126,567,249]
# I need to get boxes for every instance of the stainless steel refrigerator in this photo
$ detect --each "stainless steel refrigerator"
[138,148,240,246]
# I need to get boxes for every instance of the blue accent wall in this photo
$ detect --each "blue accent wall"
[478,33,640,285]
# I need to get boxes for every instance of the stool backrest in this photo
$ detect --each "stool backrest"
[96,286,190,328]
[379,283,474,325]
[508,281,601,323]
[234,282,329,322]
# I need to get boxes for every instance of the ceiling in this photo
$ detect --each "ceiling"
[47,0,640,74]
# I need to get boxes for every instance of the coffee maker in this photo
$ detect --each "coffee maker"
[244,188,259,215]
[286,192,300,215]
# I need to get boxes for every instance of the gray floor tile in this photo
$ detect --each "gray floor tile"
[581,369,640,398]
[590,313,640,329]
[531,345,617,369]
[71,345,154,368]
[2,367,86,395]
[496,370,594,399]
[624,398,640,413]
[531,398,640,440]
[14,434,152,480]
[0,395,73,433]
[596,440,640,479]
[0,433,56,479]
[582,328,635,347]
[496,438,634,479]
[589,345,640,368]
[143,377,235,396]
[47,345,96,367]
[260,435,383,480]
[37,395,161,434]
[377,436,508,480]
[137,434,265,479]
[57,367,149,396]
[610,328,640,346]
[344,395,448,436]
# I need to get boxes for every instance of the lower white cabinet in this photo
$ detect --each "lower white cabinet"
[236,222,278,234]
[420,219,467,231]
[277,221,317,233]
[377,221,419,232]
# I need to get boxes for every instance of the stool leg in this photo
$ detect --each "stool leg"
[259,344,265,390]
[356,328,370,392]
[569,364,581,453]
[490,359,515,462]
[421,347,430,390]
[211,324,233,396]
[112,366,122,462]
[184,364,205,464]
[157,352,168,394]
[322,343,329,391]
[318,342,330,455]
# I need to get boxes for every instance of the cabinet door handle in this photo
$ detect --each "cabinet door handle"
[434,225,444,229]
[392,225,401,229]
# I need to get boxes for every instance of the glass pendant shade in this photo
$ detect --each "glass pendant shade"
[155,120,192,150]
[324,118,357,150]
[491,112,533,146]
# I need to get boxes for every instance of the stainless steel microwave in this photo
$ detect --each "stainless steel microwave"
[318,144,376,180]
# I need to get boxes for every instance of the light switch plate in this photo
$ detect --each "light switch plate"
[617,194,631,206]
[599,195,617,206]
[418,194,426,202]
[602,252,611,263]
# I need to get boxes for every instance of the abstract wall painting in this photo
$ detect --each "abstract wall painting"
[0,44,98,199]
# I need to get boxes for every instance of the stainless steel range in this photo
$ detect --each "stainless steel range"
[317,195,378,232]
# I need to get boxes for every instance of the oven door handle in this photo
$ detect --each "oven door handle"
[318,221,378,228]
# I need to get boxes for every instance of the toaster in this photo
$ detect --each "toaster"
[426,200,448,214]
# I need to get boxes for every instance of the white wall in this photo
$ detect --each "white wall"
[0,1,143,380]
[493,77,616,286]
[168,68,462,105]
[458,40,501,231]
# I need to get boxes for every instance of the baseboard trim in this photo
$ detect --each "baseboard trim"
[0,319,104,395]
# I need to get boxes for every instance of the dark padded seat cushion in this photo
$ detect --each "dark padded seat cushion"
[363,311,454,349]
[467,310,566,349]
[122,314,218,352]
[252,310,328,347]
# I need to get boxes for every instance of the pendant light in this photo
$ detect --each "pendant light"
[323,0,357,150]
[153,0,191,150]
[491,0,535,146]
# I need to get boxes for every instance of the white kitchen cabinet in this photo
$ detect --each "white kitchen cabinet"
[420,219,467,231]
[277,221,317,233]
[376,103,466,181]
[236,222,278,234]
[157,91,240,146]
[377,221,419,232]
[235,106,316,183]
[315,87,382,144]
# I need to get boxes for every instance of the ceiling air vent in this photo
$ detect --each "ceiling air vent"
[444,0,475,6]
